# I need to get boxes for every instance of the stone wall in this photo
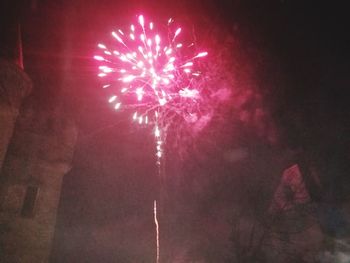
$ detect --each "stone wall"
[0,59,31,169]
[0,59,77,262]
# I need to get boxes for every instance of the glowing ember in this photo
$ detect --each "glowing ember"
[94,15,208,160]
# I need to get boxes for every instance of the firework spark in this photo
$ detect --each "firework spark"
[94,15,208,161]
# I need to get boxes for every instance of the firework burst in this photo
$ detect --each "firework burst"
[94,15,208,162]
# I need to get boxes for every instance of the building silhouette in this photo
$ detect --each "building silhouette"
[0,2,77,262]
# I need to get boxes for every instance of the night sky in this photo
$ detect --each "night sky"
[1,0,349,262]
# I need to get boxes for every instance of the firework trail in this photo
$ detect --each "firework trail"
[95,16,208,262]
[154,200,160,263]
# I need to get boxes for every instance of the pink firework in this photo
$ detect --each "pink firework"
[94,15,208,160]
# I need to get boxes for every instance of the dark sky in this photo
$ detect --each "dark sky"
[1,0,349,262]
